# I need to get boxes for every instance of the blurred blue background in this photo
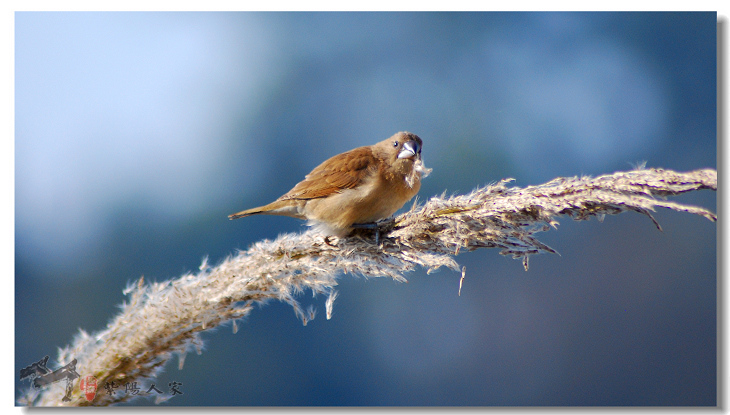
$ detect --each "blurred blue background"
[15,12,716,406]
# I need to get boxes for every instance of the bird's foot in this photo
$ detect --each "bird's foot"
[351,217,395,245]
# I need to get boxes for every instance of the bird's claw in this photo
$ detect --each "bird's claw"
[351,217,395,245]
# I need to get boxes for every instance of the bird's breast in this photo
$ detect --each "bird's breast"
[303,170,420,234]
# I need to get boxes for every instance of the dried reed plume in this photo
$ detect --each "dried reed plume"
[19,167,717,406]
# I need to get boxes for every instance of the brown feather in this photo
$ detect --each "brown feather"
[279,146,376,200]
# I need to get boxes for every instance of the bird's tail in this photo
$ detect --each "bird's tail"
[228,200,302,220]
[228,207,264,220]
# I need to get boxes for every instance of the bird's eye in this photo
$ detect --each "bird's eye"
[393,141,399,147]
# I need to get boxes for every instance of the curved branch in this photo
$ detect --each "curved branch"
[20,167,716,406]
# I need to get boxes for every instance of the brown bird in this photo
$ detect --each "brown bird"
[229,131,431,236]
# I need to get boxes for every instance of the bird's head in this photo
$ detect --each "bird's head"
[377,131,421,164]
[374,131,430,184]
[394,133,422,161]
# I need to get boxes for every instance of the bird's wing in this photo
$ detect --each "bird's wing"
[279,146,376,200]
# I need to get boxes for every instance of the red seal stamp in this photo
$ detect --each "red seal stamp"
[79,375,97,402]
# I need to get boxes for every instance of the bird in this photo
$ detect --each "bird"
[228,131,431,237]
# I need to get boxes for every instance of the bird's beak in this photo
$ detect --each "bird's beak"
[397,140,420,160]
